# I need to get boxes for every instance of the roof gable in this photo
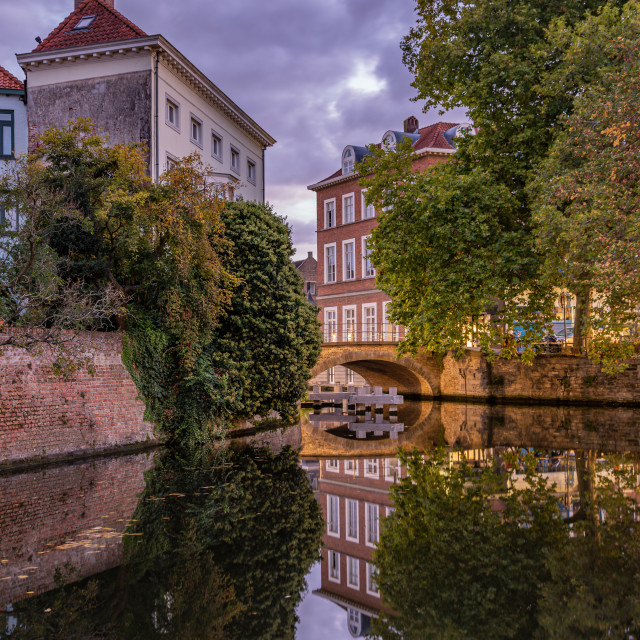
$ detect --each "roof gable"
[413,122,459,150]
[0,65,24,91]
[34,0,147,53]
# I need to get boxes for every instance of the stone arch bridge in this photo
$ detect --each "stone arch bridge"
[310,343,444,398]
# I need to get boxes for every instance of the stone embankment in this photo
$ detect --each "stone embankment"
[0,330,157,467]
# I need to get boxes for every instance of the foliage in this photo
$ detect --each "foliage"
[3,445,323,640]
[359,141,552,361]
[372,449,564,639]
[209,200,321,422]
[372,448,640,640]
[361,0,633,366]
[531,1,640,372]
[0,122,129,355]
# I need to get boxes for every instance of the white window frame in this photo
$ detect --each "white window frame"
[362,304,377,342]
[384,457,400,482]
[327,367,335,384]
[345,458,359,475]
[165,153,178,173]
[362,236,375,278]
[211,130,223,162]
[189,114,203,147]
[345,498,359,542]
[324,306,338,342]
[342,147,355,175]
[347,368,354,384]
[343,306,356,342]
[328,550,341,583]
[327,494,340,538]
[165,95,180,131]
[366,562,380,597]
[324,243,337,284]
[347,556,360,589]
[247,158,257,185]
[230,146,240,174]
[324,198,336,229]
[365,502,380,547]
[361,189,375,219]
[342,192,355,224]
[364,459,379,478]
[326,459,339,473]
[342,239,356,281]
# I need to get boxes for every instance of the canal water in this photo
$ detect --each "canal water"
[1,401,639,638]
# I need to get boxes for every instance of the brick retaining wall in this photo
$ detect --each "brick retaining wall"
[0,330,156,466]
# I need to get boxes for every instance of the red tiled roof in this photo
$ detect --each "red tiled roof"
[34,0,147,53]
[0,65,24,91]
[412,122,459,150]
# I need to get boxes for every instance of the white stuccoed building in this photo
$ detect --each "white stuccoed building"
[0,65,28,230]
[16,0,275,201]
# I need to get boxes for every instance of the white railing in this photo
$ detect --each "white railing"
[321,322,405,344]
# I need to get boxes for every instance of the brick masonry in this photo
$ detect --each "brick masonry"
[0,330,156,466]
[0,452,155,607]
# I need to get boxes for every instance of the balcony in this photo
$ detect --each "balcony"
[321,322,406,345]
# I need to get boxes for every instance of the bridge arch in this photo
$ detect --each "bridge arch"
[311,345,442,398]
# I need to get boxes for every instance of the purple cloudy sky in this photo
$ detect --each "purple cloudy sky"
[1,0,464,259]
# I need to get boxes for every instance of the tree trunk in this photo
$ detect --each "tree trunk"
[574,449,600,541]
[572,291,591,355]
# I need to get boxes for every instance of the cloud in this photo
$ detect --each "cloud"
[0,0,465,256]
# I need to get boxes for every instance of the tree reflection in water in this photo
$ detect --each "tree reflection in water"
[373,448,640,640]
[2,444,324,640]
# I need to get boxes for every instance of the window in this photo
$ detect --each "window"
[348,609,362,636]
[324,199,336,228]
[211,131,223,161]
[230,146,240,173]
[0,111,15,159]
[165,154,178,172]
[73,15,96,30]
[365,459,379,478]
[343,307,356,342]
[384,457,400,482]
[366,503,380,546]
[362,190,375,219]
[327,367,335,384]
[363,305,377,342]
[362,236,375,277]
[346,499,359,541]
[325,244,336,283]
[347,556,360,589]
[247,159,256,185]
[345,459,358,475]
[366,563,380,596]
[383,132,396,148]
[307,282,316,295]
[343,194,354,223]
[165,98,179,130]
[383,301,400,342]
[328,551,340,582]
[327,495,340,536]
[326,459,339,472]
[324,307,337,342]
[347,368,354,384]
[343,240,355,281]
[342,147,354,174]
[190,116,203,147]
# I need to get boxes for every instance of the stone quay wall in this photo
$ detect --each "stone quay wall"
[0,330,156,467]
[0,452,154,607]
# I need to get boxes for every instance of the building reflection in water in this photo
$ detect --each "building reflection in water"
[310,446,640,637]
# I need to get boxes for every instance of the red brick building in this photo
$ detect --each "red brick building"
[308,117,462,343]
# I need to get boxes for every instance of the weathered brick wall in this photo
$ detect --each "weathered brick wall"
[0,330,156,466]
[0,452,154,607]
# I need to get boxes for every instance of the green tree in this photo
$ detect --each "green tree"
[210,200,321,423]
[531,1,640,371]
[360,0,627,361]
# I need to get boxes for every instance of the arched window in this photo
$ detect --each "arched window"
[342,147,354,174]
[348,608,361,637]
[383,133,396,148]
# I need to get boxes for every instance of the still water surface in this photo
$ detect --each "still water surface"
[1,401,639,638]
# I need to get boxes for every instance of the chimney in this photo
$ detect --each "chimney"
[308,251,313,259]
[404,116,419,134]
[75,0,114,8]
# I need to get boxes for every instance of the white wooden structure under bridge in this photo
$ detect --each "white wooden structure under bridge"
[308,385,405,439]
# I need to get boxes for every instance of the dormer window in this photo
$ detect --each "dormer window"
[383,133,396,148]
[342,147,354,175]
[73,15,96,30]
